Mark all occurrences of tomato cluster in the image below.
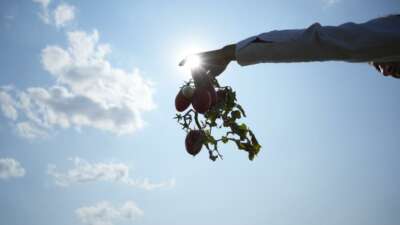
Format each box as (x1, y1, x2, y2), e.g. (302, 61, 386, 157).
(174, 69, 261, 161)
(175, 71, 218, 114)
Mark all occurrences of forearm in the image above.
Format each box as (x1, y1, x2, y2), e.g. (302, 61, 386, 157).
(221, 44, 237, 61)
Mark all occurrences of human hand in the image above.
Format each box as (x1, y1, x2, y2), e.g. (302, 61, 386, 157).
(179, 44, 236, 77)
(370, 62, 400, 79)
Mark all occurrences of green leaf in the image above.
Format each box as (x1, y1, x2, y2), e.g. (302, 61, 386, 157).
(253, 143, 261, 155)
(248, 152, 255, 161)
(226, 90, 236, 109)
(231, 110, 241, 119)
(237, 123, 248, 139)
(234, 140, 246, 150)
(238, 123, 247, 131)
(236, 105, 247, 117)
(206, 111, 217, 123)
(249, 130, 260, 146)
(206, 133, 217, 145)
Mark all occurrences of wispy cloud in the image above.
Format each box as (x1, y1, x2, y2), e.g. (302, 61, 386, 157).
(32, 0, 51, 24)
(322, 0, 341, 8)
(47, 158, 175, 190)
(4, 15, 15, 20)
(76, 201, 143, 225)
(15, 121, 48, 139)
(0, 158, 25, 179)
(32, 0, 51, 8)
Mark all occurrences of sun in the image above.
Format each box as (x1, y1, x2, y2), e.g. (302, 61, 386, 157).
(183, 55, 201, 69)
(176, 45, 206, 79)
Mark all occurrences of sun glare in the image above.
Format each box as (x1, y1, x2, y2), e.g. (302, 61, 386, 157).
(176, 44, 206, 79)
(184, 55, 201, 69)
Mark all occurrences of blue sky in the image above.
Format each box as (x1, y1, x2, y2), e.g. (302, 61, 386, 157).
(0, 0, 400, 225)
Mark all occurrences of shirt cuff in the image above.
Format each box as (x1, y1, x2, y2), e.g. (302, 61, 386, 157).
(235, 36, 260, 66)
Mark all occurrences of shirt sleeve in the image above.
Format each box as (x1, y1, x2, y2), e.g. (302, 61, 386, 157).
(235, 15, 400, 66)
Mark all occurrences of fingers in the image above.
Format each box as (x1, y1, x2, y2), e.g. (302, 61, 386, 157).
(371, 62, 400, 79)
(381, 63, 399, 78)
(392, 66, 400, 79)
(179, 48, 230, 78)
(178, 58, 186, 66)
(179, 48, 226, 66)
(381, 65, 390, 76)
(372, 62, 381, 73)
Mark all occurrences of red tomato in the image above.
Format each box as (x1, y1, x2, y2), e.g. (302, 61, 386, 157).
(175, 90, 191, 112)
(185, 130, 204, 156)
(207, 85, 217, 106)
(181, 85, 194, 99)
(192, 88, 211, 113)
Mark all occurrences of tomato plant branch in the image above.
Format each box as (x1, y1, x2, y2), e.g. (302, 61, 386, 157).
(175, 77, 262, 161)
(194, 112, 202, 130)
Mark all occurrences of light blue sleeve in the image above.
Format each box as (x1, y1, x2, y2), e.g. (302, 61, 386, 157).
(236, 15, 400, 65)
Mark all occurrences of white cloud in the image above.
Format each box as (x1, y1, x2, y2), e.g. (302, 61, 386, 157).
(0, 88, 18, 120)
(0, 29, 156, 138)
(0, 158, 26, 179)
(48, 158, 129, 186)
(42, 46, 72, 74)
(54, 3, 75, 27)
(48, 158, 175, 190)
(33, 0, 51, 24)
(33, 0, 75, 27)
(322, 0, 341, 7)
(4, 3, 155, 139)
(76, 201, 143, 225)
(15, 121, 48, 139)
(33, 0, 51, 8)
